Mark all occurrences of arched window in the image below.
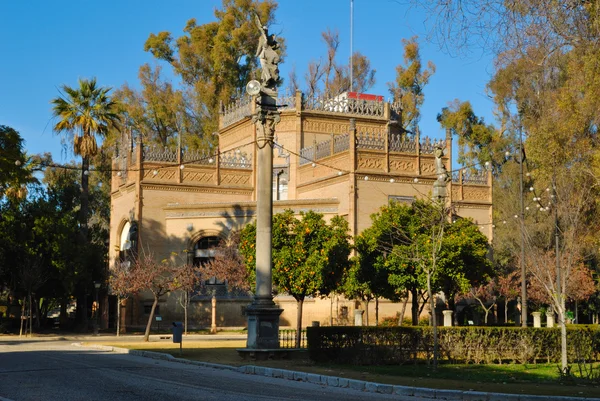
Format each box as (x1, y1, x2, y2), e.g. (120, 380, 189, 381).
(192, 236, 227, 296)
(191, 236, 220, 266)
(118, 221, 131, 263)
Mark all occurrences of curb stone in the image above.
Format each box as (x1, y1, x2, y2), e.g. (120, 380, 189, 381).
(75, 343, 600, 401)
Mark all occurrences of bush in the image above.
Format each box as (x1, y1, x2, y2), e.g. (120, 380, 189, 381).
(307, 325, 600, 365)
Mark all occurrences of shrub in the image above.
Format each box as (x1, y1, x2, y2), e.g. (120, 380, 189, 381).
(307, 325, 600, 365)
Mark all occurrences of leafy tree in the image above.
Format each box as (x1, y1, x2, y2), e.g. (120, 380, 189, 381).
(388, 37, 435, 135)
(114, 65, 204, 150)
(240, 210, 351, 347)
(356, 200, 492, 325)
(0, 125, 34, 200)
(143, 0, 281, 142)
(51, 77, 121, 326)
(437, 100, 509, 170)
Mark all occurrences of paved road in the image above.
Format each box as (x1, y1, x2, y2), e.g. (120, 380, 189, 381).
(0, 340, 408, 401)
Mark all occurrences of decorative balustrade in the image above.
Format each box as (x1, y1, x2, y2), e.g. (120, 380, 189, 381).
(143, 145, 178, 162)
(219, 150, 252, 169)
(334, 133, 349, 153)
(462, 169, 488, 185)
(303, 95, 385, 117)
(452, 171, 461, 183)
(315, 139, 332, 159)
(299, 146, 315, 166)
(182, 148, 215, 165)
(389, 133, 416, 153)
(276, 94, 296, 111)
(389, 101, 402, 121)
(452, 169, 488, 185)
(222, 96, 252, 127)
(420, 138, 445, 154)
(356, 131, 385, 150)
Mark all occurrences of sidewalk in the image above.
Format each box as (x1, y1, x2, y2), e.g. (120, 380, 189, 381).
(71, 341, 599, 401)
(0, 332, 247, 342)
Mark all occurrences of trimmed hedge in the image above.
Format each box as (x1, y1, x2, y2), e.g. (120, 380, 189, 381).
(306, 326, 600, 365)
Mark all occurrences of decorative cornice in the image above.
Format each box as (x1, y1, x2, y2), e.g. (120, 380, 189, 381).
(453, 201, 492, 210)
(165, 198, 339, 219)
(141, 183, 252, 195)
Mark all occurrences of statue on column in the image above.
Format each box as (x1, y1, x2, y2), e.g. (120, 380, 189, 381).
(254, 12, 280, 94)
(433, 141, 450, 200)
(252, 12, 281, 142)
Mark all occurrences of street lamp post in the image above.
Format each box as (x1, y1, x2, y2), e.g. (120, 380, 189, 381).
(518, 127, 528, 327)
(505, 129, 527, 327)
(94, 282, 101, 335)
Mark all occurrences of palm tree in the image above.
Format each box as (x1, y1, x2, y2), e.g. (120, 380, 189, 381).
(51, 77, 121, 326)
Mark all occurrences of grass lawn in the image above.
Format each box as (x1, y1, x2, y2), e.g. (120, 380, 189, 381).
(96, 339, 600, 398)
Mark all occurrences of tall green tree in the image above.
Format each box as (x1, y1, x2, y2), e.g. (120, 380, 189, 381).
(356, 200, 492, 325)
(388, 37, 435, 135)
(143, 0, 280, 142)
(51, 78, 120, 326)
(0, 125, 34, 200)
(240, 210, 351, 347)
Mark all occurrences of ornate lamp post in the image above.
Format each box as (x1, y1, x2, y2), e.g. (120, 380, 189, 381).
(244, 13, 283, 350)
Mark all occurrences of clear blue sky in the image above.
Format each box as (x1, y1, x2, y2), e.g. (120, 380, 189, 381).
(0, 0, 495, 163)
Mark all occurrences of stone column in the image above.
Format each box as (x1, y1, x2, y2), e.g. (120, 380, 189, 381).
(443, 310, 453, 327)
(532, 312, 542, 328)
(546, 311, 555, 328)
(354, 310, 364, 326)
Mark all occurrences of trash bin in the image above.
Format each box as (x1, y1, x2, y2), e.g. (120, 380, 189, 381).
(172, 322, 183, 344)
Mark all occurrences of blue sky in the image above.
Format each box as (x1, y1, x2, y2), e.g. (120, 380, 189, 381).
(0, 0, 496, 163)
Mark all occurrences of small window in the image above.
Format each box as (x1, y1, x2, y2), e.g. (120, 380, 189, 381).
(144, 305, 160, 315)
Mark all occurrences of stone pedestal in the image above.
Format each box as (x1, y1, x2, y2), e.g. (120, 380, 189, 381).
(546, 312, 555, 328)
(245, 302, 283, 349)
(354, 310, 364, 326)
(532, 312, 542, 328)
(443, 310, 453, 327)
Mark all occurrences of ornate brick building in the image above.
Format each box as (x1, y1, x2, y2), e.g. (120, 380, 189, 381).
(109, 91, 492, 330)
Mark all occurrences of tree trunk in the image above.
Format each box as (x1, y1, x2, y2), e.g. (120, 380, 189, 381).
(144, 295, 159, 342)
(398, 296, 408, 326)
(28, 290, 33, 337)
(19, 296, 25, 337)
(375, 297, 379, 326)
(329, 296, 333, 326)
(427, 273, 438, 369)
(184, 292, 188, 336)
(559, 300, 568, 374)
(78, 156, 90, 329)
(60, 297, 68, 328)
(411, 288, 419, 325)
(364, 299, 370, 326)
(504, 298, 508, 324)
(296, 298, 304, 348)
(116, 296, 121, 337)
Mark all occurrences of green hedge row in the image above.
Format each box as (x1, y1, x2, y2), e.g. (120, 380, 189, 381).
(306, 326, 600, 365)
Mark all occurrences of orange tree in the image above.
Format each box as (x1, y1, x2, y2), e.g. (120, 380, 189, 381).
(240, 209, 351, 347)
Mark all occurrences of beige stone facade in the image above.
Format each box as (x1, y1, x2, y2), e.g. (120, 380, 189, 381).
(109, 91, 492, 330)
